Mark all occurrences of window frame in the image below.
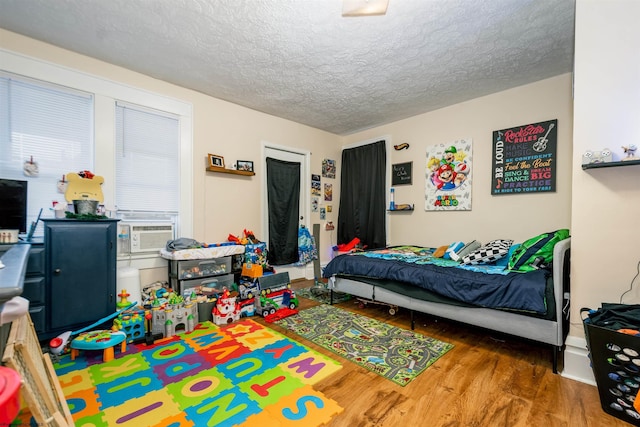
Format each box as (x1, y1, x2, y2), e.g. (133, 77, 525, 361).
(0, 49, 194, 240)
(0, 72, 95, 234)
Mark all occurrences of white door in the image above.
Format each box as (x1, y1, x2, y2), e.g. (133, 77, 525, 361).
(262, 143, 311, 280)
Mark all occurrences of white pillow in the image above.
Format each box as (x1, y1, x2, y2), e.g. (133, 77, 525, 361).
(461, 239, 513, 265)
(449, 240, 481, 261)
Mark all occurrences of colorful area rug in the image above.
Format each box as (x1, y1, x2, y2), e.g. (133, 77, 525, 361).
(275, 304, 453, 386)
(53, 319, 343, 427)
(295, 285, 352, 305)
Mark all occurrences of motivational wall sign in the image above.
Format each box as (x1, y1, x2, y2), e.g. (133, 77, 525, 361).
(492, 119, 557, 195)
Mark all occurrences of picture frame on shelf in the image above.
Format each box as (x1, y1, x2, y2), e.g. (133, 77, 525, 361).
(236, 160, 254, 172)
(208, 154, 225, 168)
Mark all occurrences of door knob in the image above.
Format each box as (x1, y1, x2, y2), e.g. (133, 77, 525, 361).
(54, 268, 61, 274)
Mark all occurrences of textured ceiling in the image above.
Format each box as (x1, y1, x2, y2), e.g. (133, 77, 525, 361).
(0, 0, 575, 135)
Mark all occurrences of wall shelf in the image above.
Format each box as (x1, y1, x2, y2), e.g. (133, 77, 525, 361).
(206, 166, 255, 176)
(582, 159, 640, 170)
(388, 204, 414, 212)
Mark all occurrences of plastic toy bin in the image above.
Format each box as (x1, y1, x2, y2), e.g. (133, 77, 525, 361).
(178, 273, 234, 295)
(170, 257, 231, 280)
(584, 321, 640, 424)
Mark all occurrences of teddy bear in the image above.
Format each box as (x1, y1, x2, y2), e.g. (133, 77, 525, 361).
(64, 172, 104, 203)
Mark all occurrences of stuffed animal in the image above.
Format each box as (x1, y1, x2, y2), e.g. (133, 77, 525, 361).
(622, 144, 638, 161)
(581, 148, 613, 165)
(64, 172, 104, 203)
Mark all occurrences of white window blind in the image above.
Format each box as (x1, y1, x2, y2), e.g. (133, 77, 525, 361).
(0, 74, 93, 232)
(115, 102, 180, 213)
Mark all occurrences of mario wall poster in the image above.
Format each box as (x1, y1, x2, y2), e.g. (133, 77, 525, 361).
(425, 139, 473, 211)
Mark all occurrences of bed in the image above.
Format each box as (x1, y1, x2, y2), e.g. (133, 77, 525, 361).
(323, 237, 571, 373)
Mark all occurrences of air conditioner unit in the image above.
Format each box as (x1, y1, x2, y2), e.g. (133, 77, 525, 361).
(124, 222, 174, 253)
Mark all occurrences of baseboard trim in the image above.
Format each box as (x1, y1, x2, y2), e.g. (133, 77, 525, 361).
(561, 335, 596, 386)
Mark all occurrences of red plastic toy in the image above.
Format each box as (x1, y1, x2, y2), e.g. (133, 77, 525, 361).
(336, 237, 360, 252)
(264, 307, 298, 323)
(0, 366, 21, 425)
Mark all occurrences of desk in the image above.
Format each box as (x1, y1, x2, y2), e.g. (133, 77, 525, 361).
(0, 243, 30, 310)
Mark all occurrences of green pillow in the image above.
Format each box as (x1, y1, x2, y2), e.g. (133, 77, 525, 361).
(495, 243, 520, 267)
(508, 229, 570, 272)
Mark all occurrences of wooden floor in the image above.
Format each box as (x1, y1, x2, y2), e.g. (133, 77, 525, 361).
(251, 280, 629, 427)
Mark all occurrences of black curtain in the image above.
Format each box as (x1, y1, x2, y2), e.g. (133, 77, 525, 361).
(337, 140, 386, 249)
(266, 157, 300, 265)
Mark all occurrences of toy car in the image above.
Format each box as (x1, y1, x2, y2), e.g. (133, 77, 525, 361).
(238, 278, 260, 300)
(238, 298, 255, 317)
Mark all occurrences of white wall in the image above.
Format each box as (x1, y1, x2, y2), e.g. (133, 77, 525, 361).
(572, 0, 640, 312)
(342, 74, 574, 246)
(560, 0, 640, 385)
(571, 1, 640, 330)
(0, 29, 343, 282)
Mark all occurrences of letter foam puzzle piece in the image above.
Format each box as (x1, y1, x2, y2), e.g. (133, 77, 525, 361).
(101, 388, 182, 427)
(263, 384, 344, 427)
(283, 351, 343, 384)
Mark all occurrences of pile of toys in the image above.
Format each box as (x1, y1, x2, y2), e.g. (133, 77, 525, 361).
(248, 271, 299, 320)
(48, 267, 300, 362)
(227, 228, 262, 245)
(117, 281, 199, 339)
(132, 226, 300, 330)
(197, 269, 299, 326)
(226, 230, 299, 323)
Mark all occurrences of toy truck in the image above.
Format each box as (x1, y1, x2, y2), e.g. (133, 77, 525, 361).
(254, 272, 299, 317)
(237, 278, 260, 300)
(238, 298, 256, 317)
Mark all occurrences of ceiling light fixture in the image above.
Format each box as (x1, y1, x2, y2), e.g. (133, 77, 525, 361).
(342, 0, 389, 17)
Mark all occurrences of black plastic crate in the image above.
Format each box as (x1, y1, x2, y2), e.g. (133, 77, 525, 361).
(585, 321, 640, 425)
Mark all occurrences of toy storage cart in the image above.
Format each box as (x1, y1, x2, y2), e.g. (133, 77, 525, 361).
(584, 321, 640, 424)
(169, 257, 234, 295)
(161, 244, 245, 295)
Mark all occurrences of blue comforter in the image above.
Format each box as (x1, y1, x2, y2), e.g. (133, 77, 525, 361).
(323, 246, 549, 314)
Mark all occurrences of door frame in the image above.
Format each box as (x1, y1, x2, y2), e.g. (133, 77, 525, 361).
(261, 141, 312, 280)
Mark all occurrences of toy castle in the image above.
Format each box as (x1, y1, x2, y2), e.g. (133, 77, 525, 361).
(151, 301, 198, 337)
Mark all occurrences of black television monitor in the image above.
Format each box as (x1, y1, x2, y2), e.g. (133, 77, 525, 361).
(0, 179, 28, 233)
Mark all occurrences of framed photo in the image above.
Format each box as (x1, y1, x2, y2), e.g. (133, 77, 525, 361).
(236, 160, 254, 172)
(208, 154, 225, 168)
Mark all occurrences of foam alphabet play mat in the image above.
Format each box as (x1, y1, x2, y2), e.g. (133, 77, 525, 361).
(51, 319, 343, 427)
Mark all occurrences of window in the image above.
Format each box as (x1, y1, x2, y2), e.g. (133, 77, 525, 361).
(0, 73, 93, 234)
(115, 102, 180, 219)
(0, 49, 193, 244)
